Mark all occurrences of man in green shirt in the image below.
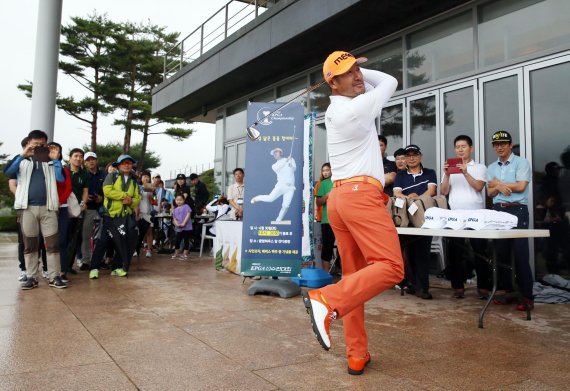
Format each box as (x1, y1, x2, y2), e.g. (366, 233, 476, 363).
(66, 148, 89, 277)
(316, 163, 335, 272)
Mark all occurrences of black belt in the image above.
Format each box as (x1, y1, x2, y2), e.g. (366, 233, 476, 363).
(494, 202, 524, 208)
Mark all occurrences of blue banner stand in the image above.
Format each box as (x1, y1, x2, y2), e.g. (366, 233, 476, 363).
(291, 266, 332, 288)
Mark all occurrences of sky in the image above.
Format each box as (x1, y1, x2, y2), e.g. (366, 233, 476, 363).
(0, 0, 229, 178)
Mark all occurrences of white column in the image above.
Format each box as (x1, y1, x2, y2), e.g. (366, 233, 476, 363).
(30, 0, 63, 141)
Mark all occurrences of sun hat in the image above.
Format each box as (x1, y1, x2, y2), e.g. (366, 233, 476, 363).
(323, 51, 367, 82)
(112, 154, 137, 167)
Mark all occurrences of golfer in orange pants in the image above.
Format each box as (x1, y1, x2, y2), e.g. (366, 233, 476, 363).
(302, 51, 403, 375)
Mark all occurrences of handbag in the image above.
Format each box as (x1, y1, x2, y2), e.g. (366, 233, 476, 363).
(407, 194, 449, 227)
(388, 197, 409, 227)
(68, 192, 81, 218)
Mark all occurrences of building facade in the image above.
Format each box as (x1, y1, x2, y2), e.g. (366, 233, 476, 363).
(153, 0, 570, 275)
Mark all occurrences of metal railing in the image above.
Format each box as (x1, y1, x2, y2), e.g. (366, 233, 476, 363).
(163, 0, 274, 80)
(168, 162, 214, 180)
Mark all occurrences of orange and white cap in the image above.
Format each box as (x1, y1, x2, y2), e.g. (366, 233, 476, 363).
(322, 51, 367, 82)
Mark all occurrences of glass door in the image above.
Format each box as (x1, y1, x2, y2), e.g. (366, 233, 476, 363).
(379, 99, 405, 158)
(312, 120, 328, 182)
(406, 91, 440, 174)
(524, 55, 570, 277)
(478, 69, 525, 165)
(439, 81, 479, 162)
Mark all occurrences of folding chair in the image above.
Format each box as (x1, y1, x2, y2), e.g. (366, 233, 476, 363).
(199, 222, 215, 257)
(430, 236, 446, 274)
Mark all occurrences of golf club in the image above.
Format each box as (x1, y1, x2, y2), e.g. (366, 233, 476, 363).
(246, 80, 327, 140)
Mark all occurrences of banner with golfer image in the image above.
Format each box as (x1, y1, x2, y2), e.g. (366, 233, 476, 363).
(241, 102, 304, 277)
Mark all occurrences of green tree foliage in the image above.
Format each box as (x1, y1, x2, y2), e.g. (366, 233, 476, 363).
(18, 15, 194, 166)
(18, 14, 120, 152)
(83, 142, 160, 172)
(109, 22, 193, 167)
(199, 168, 220, 201)
(0, 142, 15, 209)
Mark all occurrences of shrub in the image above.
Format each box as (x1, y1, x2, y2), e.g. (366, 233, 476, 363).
(0, 214, 17, 232)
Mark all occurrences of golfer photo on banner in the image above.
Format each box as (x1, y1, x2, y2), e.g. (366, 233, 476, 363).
(241, 102, 304, 277)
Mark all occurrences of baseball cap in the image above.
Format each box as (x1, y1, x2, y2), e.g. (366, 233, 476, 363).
(444, 210, 467, 230)
(491, 130, 512, 144)
(189, 173, 199, 180)
(323, 51, 367, 82)
(176, 173, 186, 180)
(421, 208, 451, 229)
(394, 148, 406, 158)
(404, 144, 421, 154)
(84, 151, 97, 160)
(112, 154, 137, 167)
(270, 148, 283, 156)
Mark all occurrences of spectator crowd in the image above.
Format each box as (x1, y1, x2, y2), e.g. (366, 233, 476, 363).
(4, 129, 250, 290)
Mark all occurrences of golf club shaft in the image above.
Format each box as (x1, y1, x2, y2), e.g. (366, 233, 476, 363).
(247, 80, 326, 130)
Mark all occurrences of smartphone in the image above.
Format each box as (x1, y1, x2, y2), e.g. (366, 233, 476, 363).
(447, 158, 463, 174)
(33, 146, 50, 162)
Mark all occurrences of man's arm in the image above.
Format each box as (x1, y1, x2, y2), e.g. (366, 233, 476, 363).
(52, 160, 65, 182)
(353, 68, 398, 119)
(384, 160, 396, 186)
(393, 188, 404, 198)
(384, 171, 396, 186)
(9, 179, 17, 195)
(316, 194, 328, 207)
(422, 183, 437, 197)
(440, 171, 451, 196)
(463, 171, 485, 192)
(488, 178, 528, 196)
(81, 187, 89, 211)
(4, 155, 24, 176)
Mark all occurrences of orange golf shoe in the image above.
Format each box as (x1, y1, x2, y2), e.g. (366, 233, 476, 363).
(348, 352, 371, 375)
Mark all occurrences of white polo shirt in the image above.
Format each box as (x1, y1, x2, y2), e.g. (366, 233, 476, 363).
(325, 68, 398, 184)
(443, 160, 487, 210)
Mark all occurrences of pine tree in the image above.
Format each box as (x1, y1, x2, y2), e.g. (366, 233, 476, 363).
(110, 22, 193, 169)
(18, 14, 121, 152)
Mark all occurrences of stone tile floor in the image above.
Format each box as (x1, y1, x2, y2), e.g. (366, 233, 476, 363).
(0, 232, 569, 390)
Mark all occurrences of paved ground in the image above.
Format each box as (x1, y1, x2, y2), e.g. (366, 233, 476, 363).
(1, 232, 569, 390)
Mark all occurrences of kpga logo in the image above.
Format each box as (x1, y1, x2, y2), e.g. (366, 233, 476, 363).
(257, 107, 275, 126)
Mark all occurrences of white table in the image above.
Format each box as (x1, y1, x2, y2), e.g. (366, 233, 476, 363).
(395, 228, 550, 328)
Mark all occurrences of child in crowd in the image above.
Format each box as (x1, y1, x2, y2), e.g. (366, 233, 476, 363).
(172, 194, 193, 260)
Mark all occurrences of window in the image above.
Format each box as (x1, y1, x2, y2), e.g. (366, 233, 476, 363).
(478, 0, 570, 68)
(215, 110, 224, 160)
(276, 77, 308, 113)
(406, 12, 474, 87)
(225, 101, 247, 140)
(363, 39, 403, 90)
(309, 71, 330, 117)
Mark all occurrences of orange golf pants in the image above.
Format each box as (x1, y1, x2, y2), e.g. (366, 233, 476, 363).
(319, 181, 404, 358)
